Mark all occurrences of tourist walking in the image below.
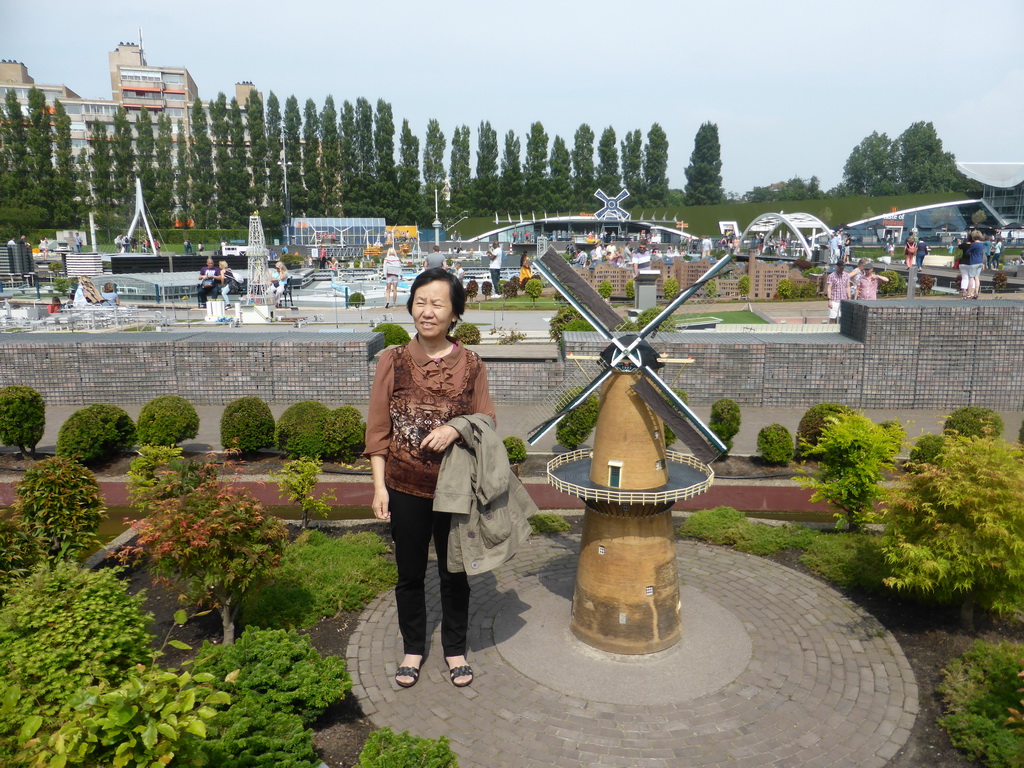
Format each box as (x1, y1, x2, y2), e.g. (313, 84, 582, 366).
(365, 268, 495, 690)
(383, 247, 402, 308)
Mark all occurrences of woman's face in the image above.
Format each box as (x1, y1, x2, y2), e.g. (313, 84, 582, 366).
(411, 279, 455, 342)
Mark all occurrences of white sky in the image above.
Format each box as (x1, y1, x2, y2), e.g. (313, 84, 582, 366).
(4, 0, 1023, 195)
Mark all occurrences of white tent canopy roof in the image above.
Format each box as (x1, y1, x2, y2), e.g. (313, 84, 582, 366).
(956, 162, 1024, 188)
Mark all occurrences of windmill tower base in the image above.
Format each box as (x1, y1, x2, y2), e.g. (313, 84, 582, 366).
(570, 504, 682, 655)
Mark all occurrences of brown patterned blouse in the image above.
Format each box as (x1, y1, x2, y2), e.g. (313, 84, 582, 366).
(364, 337, 495, 498)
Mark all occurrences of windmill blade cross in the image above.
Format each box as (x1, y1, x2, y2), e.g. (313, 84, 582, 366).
(632, 371, 727, 458)
(534, 247, 621, 338)
(636, 255, 734, 342)
(527, 365, 615, 445)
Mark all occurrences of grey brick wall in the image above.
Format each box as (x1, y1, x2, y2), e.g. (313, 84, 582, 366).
(2, 300, 1022, 410)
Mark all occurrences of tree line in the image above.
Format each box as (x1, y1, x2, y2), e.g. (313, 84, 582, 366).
(0, 86, 975, 235)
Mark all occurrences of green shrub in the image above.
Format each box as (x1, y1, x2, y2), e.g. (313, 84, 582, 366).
(798, 533, 890, 591)
(0, 385, 45, 456)
(0, 517, 43, 596)
(17, 664, 229, 768)
(704, 279, 718, 299)
(554, 387, 600, 450)
(944, 406, 1004, 439)
(271, 457, 334, 529)
(524, 277, 543, 303)
(738, 273, 750, 297)
(12, 456, 105, 561)
(636, 306, 677, 332)
(276, 400, 332, 459)
(324, 405, 366, 463)
(136, 394, 199, 446)
(0, 563, 152, 739)
(355, 727, 459, 768)
(452, 322, 481, 345)
(374, 322, 411, 347)
(221, 396, 276, 454)
(503, 436, 527, 464)
(795, 402, 854, 455)
(879, 419, 907, 454)
(625, 280, 634, 300)
(938, 640, 1024, 768)
(757, 423, 794, 465)
(529, 513, 571, 534)
(776, 278, 795, 299)
(709, 398, 741, 455)
(909, 433, 946, 468)
(796, 281, 819, 298)
(242, 530, 397, 630)
(193, 627, 351, 724)
(548, 305, 583, 343)
(879, 269, 906, 295)
(663, 277, 679, 300)
(55, 403, 136, 464)
(201, 698, 319, 768)
(678, 507, 817, 556)
(597, 280, 613, 299)
(349, 291, 365, 308)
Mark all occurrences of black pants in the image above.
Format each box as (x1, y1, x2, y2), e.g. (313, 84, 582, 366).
(489, 268, 500, 289)
(389, 487, 469, 657)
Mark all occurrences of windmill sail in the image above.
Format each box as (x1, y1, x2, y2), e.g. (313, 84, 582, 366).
(631, 377, 723, 464)
(534, 248, 622, 333)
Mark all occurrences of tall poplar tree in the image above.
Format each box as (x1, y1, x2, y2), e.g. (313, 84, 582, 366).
(302, 98, 323, 215)
(224, 97, 251, 225)
(351, 97, 375, 216)
(133, 108, 157, 213)
(110, 107, 135, 209)
(282, 96, 305, 218)
(52, 100, 81, 225)
(642, 123, 669, 207)
(265, 92, 284, 224)
(25, 87, 55, 218)
(189, 99, 216, 228)
(174, 119, 191, 224)
(422, 118, 446, 218)
(549, 135, 573, 213)
(152, 113, 175, 224)
(396, 119, 421, 225)
(500, 130, 523, 213)
(683, 122, 725, 206)
(620, 129, 643, 203)
(523, 122, 549, 211)
(1, 92, 30, 206)
(245, 90, 268, 213)
(88, 121, 114, 216)
(571, 123, 595, 210)
(319, 96, 340, 214)
(208, 94, 231, 225)
(373, 99, 398, 222)
(596, 127, 620, 198)
(338, 100, 357, 216)
(449, 124, 471, 218)
(473, 120, 499, 214)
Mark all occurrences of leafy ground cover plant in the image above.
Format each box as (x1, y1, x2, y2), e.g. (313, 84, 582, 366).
(136, 394, 200, 446)
(199, 698, 318, 768)
(937, 640, 1024, 768)
(12, 456, 105, 561)
(354, 727, 458, 768)
(0, 385, 45, 457)
(677, 507, 817, 556)
(0, 518, 43, 596)
(241, 529, 396, 631)
(797, 533, 890, 592)
(528, 513, 571, 535)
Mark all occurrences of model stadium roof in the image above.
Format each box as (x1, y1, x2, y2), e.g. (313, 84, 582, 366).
(956, 162, 1024, 188)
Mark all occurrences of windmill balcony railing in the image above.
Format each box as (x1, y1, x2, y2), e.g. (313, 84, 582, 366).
(546, 449, 714, 504)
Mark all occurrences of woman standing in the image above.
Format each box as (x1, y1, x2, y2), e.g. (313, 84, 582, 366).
(963, 231, 985, 299)
(365, 268, 495, 689)
(271, 261, 288, 306)
(519, 254, 532, 285)
(903, 235, 917, 269)
(383, 247, 402, 308)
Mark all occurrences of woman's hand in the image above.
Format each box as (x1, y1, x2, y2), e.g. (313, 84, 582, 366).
(372, 486, 390, 521)
(420, 425, 459, 453)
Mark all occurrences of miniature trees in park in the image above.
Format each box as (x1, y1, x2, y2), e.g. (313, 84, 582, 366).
(481, 280, 493, 301)
(0, 385, 45, 457)
(524, 277, 543, 304)
(465, 279, 479, 304)
(663, 277, 679, 301)
(131, 465, 288, 644)
(709, 398, 741, 456)
(798, 411, 901, 533)
(597, 280, 613, 300)
(272, 457, 336, 529)
(883, 435, 1024, 630)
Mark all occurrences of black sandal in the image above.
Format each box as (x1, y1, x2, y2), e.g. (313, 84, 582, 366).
(395, 665, 420, 688)
(448, 664, 473, 688)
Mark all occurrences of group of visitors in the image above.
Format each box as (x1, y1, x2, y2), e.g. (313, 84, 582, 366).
(825, 258, 890, 322)
(196, 257, 252, 307)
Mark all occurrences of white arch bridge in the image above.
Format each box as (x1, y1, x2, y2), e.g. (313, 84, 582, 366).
(740, 212, 832, 260)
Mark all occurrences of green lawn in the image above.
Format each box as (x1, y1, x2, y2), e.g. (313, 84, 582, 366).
(680, 310, 767, 325)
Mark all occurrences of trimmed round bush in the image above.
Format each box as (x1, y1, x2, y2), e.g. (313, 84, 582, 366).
(879, 269, 906, 295)
(348, 292, 365, 308)
(56, 403, 136, 464)
(943, 406, 1004, 439)
(276, 401, 333, 459)
(0, 385, 45, 456)
(374, 322, 411, 347)
(555, 387, 600, 450)
(625, 280, 635, 300)
(597, 280, 613, 299)
(710, 398, 741, 454)
(503, 436, 527, 464)
(452, 323, 481, 345)
(201, 699, 318, 768)
(323, 405, 366, 463)
(136, 394, 199, 447)
(909, 433, 946, 468)
(221, 396, 275, 454)
(757, 423, 794, 466)
(796, 402, 854, 455)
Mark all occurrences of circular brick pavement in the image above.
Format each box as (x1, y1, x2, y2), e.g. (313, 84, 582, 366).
(347, 536, 918, 768)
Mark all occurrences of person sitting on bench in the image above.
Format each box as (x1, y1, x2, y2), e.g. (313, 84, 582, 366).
(198, 257, 221, 307)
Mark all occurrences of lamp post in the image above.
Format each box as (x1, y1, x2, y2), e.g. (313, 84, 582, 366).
(432, 188, 442, 247)
(279, 144, 293, 245)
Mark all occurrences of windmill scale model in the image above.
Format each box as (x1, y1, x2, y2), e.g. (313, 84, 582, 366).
(528, 246, 734, 655)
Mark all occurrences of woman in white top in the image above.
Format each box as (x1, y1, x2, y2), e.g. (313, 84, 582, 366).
(383, 247, 402, 308)
(271, 261, 288, 306)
